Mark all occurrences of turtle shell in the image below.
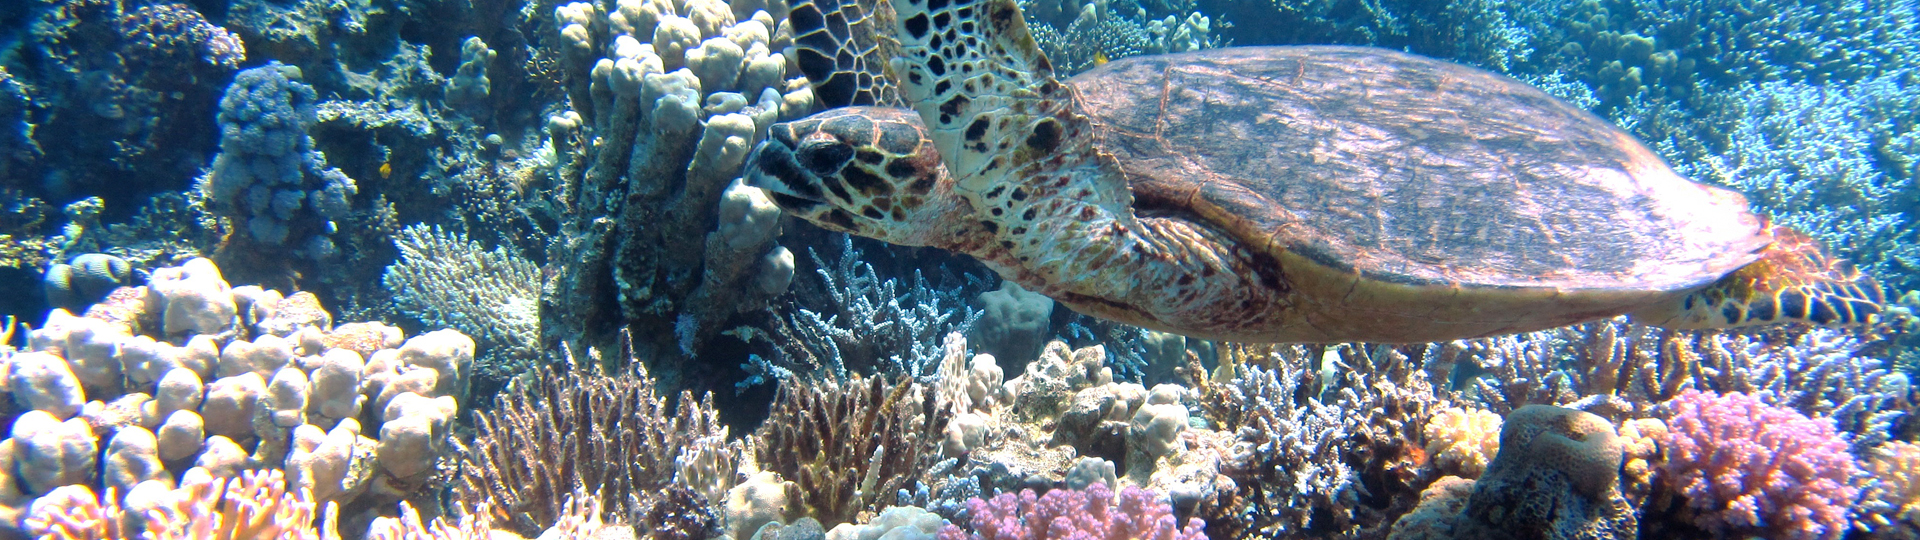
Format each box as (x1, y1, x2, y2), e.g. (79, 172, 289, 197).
(1070, 46, 1773, 340)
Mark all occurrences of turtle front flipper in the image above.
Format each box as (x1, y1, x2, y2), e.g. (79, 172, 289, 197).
(883, 0, 1135, 222)
(790, 0, 905, 107)
(1631, 225, 1886, 329)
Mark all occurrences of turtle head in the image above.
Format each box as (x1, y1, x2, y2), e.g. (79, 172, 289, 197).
(746, 107, 970, 247)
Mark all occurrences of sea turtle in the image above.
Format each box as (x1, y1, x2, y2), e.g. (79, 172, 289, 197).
(743, 0, 1886, 343)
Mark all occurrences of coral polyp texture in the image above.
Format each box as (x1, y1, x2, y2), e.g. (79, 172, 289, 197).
(936, 482, 1206, 540)
(0, 257, 474, 536)
(1662, 389, 1859, 540)
(201, 63, 357, 258)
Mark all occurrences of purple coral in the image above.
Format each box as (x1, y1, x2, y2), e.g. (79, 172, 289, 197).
(935, 483, 1206, 540)
(1662, 390, 1859, 540)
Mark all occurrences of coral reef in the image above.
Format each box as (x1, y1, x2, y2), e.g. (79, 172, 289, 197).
(1450, 405, 1635, 540)
(2, 0, 242, 211)
(753, 373, 948, 528)
(1023, 0, 1221, 75)
(536, 0, 813, 383)
(1860, 440, 1920, 537)
(1386, 406, 1635, 540)
(460, 360, 730, 535)
(743, 236, 984, 384)
(383, 224, 541, 362)
(0, 257, 472, 537)
(935, 482, 1206, 540)
(1421, 405, 1501, 479)
(1434, 317, 1911, 451)
(0, 1, 1910, 540)
(1198, 343, 1446, 539)
(201, 63, 358, 259)
(1662, 390, 1859, 540)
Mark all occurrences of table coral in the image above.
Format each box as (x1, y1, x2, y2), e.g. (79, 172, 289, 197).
(1663, 389, 1859, 540)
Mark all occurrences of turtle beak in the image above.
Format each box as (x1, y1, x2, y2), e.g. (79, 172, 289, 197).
(744, 128, 828, 211)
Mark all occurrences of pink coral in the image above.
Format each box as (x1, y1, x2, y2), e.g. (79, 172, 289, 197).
(1662, 390, 1859, 540)
(936, 483, 1206, 540)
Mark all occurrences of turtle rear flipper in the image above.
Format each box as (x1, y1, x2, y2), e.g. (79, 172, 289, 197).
(1632, 225, 1886, 329)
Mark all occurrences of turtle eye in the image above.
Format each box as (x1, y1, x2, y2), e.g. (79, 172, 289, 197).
(798, 137, 855, 175)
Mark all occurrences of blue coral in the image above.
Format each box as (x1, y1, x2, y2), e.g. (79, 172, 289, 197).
(203, 62, 356, 258)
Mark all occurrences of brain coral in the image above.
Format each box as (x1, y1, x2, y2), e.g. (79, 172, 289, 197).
(1662, 390, 1858, 540)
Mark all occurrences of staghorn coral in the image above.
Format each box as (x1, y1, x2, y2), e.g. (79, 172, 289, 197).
(1663, 390, 1858, 540)
(753, 374, 948, 528)
(384, 224, 542, 362)
(460, 360, 730, 535)
(934, 482, 1205, 540)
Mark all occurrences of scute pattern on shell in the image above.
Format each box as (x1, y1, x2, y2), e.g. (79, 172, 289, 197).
(1073, 46, 1769, 293)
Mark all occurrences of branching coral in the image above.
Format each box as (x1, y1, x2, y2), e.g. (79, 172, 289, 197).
(25, 467, 320, 540)
(1671, 76, 1920, 295)
(1434, 317, 1912, 451)
(1196, 343, 1447, 539)
(742, 236, 984, 385)
(753, 374, 949, 528)
(934, 482, 1205, 540)
(1860, 440, 1920, 537)
(1663, 390, 1859, 540)
(460, 360, 730, 536)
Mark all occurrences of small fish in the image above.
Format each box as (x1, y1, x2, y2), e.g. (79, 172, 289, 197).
(1092, 52, 1110, 67)
(379, 162, 393, 179)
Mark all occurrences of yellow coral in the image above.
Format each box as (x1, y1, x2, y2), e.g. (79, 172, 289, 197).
(1422, 406, 1501, 478)
(1863, 441, 1920, 531)
(1617, 418, 1668, 504)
